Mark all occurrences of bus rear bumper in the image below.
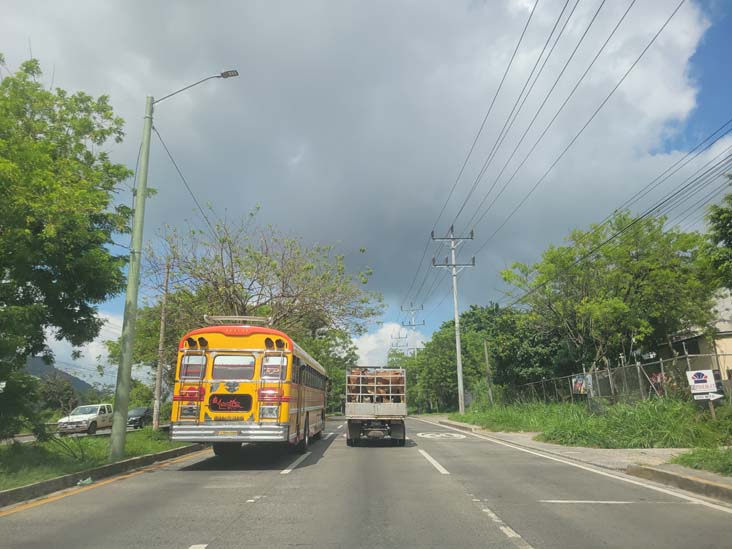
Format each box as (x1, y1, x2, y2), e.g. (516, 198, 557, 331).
(171, 422, 289, 442)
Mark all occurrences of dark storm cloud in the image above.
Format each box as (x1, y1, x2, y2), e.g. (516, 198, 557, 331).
(2, 0, 714, 338)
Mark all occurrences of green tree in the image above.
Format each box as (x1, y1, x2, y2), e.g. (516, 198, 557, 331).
(106, 219, 382, 385)
(0, 56, 132, 436)
(300, 330, 359, 412)
(39, 374, 78, 412)
(503, 212, 717, 367)
(129, 379, 154, 407)
(706, 185, 732, 289)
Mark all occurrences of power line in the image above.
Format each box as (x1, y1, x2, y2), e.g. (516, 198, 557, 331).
(152, 126, 216, 236)
(499, 117, 732, 290)
(449, 0, 576, 228)
(497, 144, 732, 306)
(504, 150, 732, 307)
(462, 0, 615, 232)
(434, 0, 540, 233)
(474, 0, 688, 255)
(401, 0, 539, 308)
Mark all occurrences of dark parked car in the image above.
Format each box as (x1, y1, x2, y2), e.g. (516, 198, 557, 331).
(127, 407, 152, 429)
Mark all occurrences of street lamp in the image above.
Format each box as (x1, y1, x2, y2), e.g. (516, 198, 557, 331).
(110, 70, 239, 461)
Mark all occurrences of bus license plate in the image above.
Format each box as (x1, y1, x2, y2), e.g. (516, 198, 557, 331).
(219, 431, 238, 436)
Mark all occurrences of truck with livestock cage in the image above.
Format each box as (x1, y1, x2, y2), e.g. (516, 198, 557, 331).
(345, 367, 406, 446)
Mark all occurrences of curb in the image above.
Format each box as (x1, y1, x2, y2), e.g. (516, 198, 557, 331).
(437, 419, 479, 434)
(627, 464, 732, 504)
(0, 443, 205, 508)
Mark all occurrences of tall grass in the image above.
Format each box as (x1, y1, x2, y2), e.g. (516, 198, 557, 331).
(673, 447, 732, 476)
(452, 399, 732, 449)
(0, 428, 188, 491)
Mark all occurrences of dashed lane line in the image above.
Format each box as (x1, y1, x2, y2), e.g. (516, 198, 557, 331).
(414, 417, 732, 515)
(418, 449, 450, 475)
(481, 507, 534, 548)
(540, 500, 633, 504)
(280, 452, 312, 475)
(189, 545, 208, 549)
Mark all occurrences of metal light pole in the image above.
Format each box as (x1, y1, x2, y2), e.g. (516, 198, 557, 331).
(110, 70, 239, 460)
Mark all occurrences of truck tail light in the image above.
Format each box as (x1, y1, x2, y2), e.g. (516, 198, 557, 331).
(174, 386, 205, 401)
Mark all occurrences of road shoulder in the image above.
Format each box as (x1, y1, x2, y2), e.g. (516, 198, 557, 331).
(0, 443, 205, 509)
(431, 416, 732, 506)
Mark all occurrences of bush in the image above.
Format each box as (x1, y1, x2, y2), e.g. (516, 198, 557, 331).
(454, 398, 731, 448)
(673, 447, 732, 476)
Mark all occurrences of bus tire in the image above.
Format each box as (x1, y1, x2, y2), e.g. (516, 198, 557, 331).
(297, 415, 309, 454)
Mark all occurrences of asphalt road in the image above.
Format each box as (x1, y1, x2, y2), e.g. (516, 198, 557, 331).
(2, 417, 731, 548)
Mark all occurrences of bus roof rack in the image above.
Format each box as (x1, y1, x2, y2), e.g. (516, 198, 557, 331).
(203, 315, 272, 326)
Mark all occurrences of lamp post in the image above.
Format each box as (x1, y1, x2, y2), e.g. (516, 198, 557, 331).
(110, 70, 238, 461)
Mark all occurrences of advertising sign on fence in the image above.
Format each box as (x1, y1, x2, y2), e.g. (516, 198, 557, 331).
(572, 375, 592, 395)
(685, 370, 717, 394)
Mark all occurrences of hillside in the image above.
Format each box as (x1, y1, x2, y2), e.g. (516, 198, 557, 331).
(24, 357, 94, 393)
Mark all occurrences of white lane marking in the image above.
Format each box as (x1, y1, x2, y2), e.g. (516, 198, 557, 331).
(540, 500, 633, 504)
(418, 449, 450, 475)
(417, 432, 466, 439)
(336, 424, 344, 430)
(479, 507, 534, 548)
(323, 432, 334, 439)
(500, 526, 522, 539)
(342, 433, 347, 438)
(414, 417, 732, 515)
(189, 545, 208, 549)
(246, 499, 255, 503)
(280, 452, 312, 474)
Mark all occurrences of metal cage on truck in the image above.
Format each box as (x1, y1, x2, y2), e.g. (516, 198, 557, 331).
(345, 367, 407, 446)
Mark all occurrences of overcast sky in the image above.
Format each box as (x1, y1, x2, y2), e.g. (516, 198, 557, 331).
(3, 0, 731, 375)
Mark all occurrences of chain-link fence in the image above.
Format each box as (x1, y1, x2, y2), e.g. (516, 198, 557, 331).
(505, 353, 731, 405)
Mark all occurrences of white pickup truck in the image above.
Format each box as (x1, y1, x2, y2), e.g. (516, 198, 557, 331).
(57, 403, 113, 435)
(345, 367, 406, 446)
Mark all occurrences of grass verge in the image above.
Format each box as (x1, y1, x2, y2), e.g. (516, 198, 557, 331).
(450, 399, 732, 449)
(672, 447, 732, 476)
(0, 428, 189, 491)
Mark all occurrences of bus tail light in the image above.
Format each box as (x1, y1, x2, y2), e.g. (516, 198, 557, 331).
(258, 388, 293, 402)
(174, 386, 205, 401)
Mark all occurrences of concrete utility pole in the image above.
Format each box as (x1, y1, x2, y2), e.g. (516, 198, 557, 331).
(110, 70, 239, 461)
(432, 225, 475, 415)
(152, 258, 171, 431)
(110, 96, 154, 461)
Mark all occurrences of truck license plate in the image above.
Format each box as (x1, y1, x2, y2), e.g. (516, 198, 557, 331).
(218, 431, 238, 436)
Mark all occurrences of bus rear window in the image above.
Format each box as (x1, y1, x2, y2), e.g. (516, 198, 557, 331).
(262, 355, 288, 379)
(180, 354, 206, 379)
(212, 355, 255, 380)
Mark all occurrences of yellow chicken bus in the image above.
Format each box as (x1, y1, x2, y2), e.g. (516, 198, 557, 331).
(170, 321, 328, 456)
